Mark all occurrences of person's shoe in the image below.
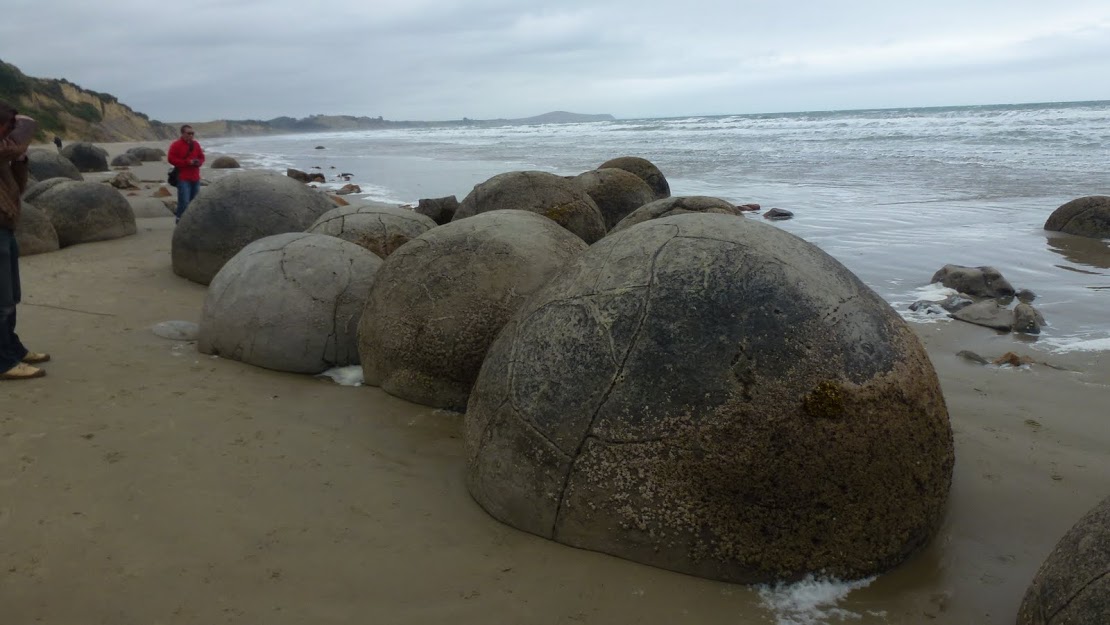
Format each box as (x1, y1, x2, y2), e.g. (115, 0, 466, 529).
(1, 362, 46, 380)
(21, 352, 50, 364)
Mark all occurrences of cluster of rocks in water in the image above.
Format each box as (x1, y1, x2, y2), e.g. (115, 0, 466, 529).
(912, 264, 1046, 335)
(14, 146, 1108, 618)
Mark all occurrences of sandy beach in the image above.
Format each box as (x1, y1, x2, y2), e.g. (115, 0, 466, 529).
(2, 142, 1108, 625)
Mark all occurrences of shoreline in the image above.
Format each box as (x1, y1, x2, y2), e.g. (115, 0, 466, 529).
(4, 143, 1107, 624)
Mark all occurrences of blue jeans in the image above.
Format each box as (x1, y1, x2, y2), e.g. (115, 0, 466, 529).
(0, 228, 28, 371)
(176, 179, 201, 221)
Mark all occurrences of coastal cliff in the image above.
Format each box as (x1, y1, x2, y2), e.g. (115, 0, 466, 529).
(0, 60, 177, 142)
(1, 60, 616, 141)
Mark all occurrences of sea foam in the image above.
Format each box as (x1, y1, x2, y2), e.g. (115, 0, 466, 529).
(757, 574, 878, 625)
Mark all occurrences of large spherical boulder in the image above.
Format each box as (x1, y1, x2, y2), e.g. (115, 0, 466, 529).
(125, 146, 166, 162)
(1044, 196, 1110, 239)
(171, 171, 337, 285)
(359, 210, 587, 411)
(571, 168, 656, 231)
(24, 180, 136, 247)
(453, 171, 606, 243)
(465, 213, 954, 584)
(597, 156, 670, 200)
(14, 203, 60, 256)
(198, 232, 383, 374)
(60, 142, 109, 173)
(610, 195, 745, 234)
(26, 149, 82, 181)
(1018, 495, 1110, 624)
(210, 155, 241, 169)
(308, 203, 436, 258)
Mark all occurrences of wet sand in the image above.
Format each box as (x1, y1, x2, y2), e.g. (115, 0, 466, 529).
(2, 144, 1107, 624)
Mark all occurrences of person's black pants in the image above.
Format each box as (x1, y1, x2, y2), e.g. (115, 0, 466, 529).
(0, 228, 28, 371)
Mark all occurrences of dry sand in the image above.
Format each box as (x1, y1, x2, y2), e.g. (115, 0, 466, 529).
(1, 143, 1107, 624)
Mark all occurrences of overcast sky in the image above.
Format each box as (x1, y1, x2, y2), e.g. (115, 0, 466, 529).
(2, 0, 1108, 123)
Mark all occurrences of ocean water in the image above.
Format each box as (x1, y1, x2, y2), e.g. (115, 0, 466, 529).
(207, 101, 1110, 354)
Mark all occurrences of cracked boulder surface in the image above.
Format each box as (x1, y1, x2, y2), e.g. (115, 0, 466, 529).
(1044, 195, 1110, 240)
(14, 202, 59, 256)
(358, 210, 587, 411)
(198, 232, 382, 374)
(171, 171, 337, 285)
(308, 203, 437, 258)
(609, 195, 746, 235)
(1018, 495, 1110, 625)
(597, 156, 671, 201)
(27, 179, 136, 247)
(464, 212, 954, 584)
(570, 168, 657, 231)
(452, 171, 606, 244)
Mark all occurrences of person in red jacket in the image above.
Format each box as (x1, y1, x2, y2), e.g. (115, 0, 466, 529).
(1, 103, 50, 380)
(167, 124, 205, 222)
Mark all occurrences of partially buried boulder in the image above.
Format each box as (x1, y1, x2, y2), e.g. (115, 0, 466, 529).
(453, 171, 606, 243)
(210, 155, 240, 169)
(1017, 495, 1110, 625)
(358, 210, 587, 411)
(125, 146, 166, 162)
(60, 142, 109, 173)
(26, 149, 82, 181)
(597, 156, 671, 200)
(198, 232, 383, 374)
(110, 153, 141, 167)
(307, 203, 436, 258)
(25, 180, 136, 247)
(171, 170, 336, 285)
(13, 203, 60, 256)
(465, 212, 953, 584)
(1044, 195, 1110, 240)
(609, 195, 744, 234)
(930, 264, 1015, 299)
(570, 168, 656, 231)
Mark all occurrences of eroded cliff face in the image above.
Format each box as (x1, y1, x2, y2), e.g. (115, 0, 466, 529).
(2, 60, 176, 142)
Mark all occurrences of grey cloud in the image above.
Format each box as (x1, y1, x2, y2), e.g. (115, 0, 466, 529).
(2, 0, 1107, 122)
